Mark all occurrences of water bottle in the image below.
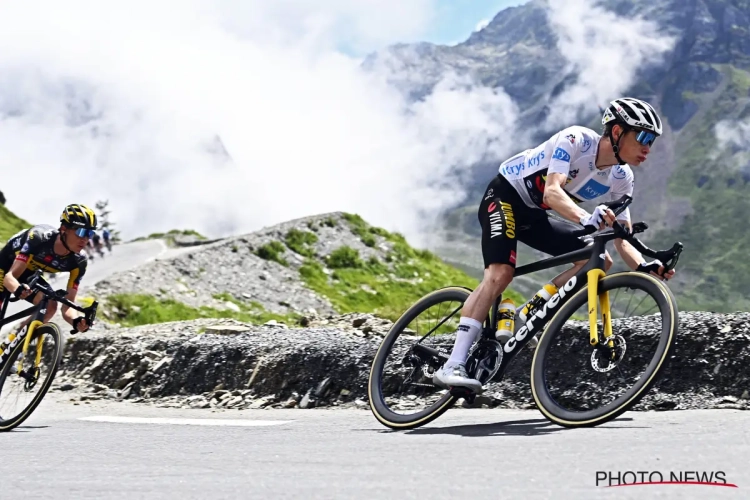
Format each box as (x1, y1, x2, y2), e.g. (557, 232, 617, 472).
(518, 283, 559, 324)
(0, 332, 16, 356)
(495, 298, 516, 344)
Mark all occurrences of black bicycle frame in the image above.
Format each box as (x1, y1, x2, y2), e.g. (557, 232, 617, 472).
(411, 238, 604, 363)
(491, 230, 680, 372)
(412, 215, 682, 372)
(494, 240, 603, 358)
(0, 294, 51, 366)
(0, 270, 97, 366)
(0, 295, 46, 329)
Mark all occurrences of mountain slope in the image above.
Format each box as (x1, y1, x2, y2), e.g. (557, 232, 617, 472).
(89, 212, 525, 326)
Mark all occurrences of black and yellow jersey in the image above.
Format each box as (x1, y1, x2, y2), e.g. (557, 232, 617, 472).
(0, 225, 88, 291)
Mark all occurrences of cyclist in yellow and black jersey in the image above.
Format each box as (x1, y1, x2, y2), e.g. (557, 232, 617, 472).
(0, 204, 98, 333)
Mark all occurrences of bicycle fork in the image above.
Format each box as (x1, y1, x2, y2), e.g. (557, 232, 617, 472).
(2, 320, 45, 379)
(20, 321, 45, 374)
(586, 270, 614, 348)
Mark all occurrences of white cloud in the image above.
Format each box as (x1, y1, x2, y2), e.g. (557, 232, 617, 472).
(716, 119, 750, 150)
(712, 118, 750, 166)
(544, 0, 675, 127)
(212, 0, 438, 53)
(0, 0, 518, 246)
(475, 19, 490, 32)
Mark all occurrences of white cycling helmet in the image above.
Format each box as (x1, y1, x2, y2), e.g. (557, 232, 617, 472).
(602, 97, 663, 136)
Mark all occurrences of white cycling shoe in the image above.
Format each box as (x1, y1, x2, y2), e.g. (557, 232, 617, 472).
(433, 363, 483, 393)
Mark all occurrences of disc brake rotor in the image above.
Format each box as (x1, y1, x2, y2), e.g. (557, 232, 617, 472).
(590, 335, 627, 373)
(400, 352, 438, 389)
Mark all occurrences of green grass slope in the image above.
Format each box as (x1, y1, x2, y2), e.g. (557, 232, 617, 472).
(661, 65, 750, 312)
(298, 213, 523, 321)
(105, 212, 525, 327)
(0, 204, 30, 242)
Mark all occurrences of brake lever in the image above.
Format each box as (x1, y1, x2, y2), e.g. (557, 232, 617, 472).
(70, 301, 99, 335)
(10, 270, 45, 302)
(88, 301, 99, 327)
(605, 194, 633, 218)
(659, 242, 684, 273)
(611, 220, 631, 238)
(26, 270, 43, 290)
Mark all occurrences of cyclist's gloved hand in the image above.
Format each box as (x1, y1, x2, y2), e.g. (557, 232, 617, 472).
(13, 284, 32, 300)
(579, 205, 611, 229)
(72, 316, 90, 333)
(637, 260, 674, 281)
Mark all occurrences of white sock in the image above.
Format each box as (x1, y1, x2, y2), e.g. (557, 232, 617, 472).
(446, 317, 483, 368)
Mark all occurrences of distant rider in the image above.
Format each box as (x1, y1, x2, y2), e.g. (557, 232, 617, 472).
(102, 228, 112, 252)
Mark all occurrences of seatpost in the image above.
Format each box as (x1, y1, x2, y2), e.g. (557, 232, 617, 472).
(488, 296, 501, 335)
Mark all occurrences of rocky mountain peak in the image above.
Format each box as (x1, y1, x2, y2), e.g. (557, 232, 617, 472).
(363, 0, 750, 312)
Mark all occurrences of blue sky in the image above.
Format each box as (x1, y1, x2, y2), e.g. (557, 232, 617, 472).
(426, 0, 529, 45)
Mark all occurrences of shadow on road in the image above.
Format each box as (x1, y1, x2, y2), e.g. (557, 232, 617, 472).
(7, 425, 50, 432)
(402, 417, 643, 437)
(405, 418, 561, 437)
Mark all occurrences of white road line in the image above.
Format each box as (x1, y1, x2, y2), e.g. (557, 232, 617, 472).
(79, 416, 294, 427)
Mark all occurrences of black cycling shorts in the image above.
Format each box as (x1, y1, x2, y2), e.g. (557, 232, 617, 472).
(478, 175, 589, 268)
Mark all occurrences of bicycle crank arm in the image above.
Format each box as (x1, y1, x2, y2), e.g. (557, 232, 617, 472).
(412, 343, 450, 362)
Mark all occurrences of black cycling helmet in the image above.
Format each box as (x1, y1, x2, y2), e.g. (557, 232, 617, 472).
(60, 203, 98, 230)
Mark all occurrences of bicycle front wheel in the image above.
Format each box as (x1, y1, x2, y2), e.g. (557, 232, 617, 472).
(0, 324, 64, 431)
(531, 272, 678, 428)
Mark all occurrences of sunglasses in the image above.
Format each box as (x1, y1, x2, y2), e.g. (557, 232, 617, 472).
(635, 130, 657, 147)
(73, 228, 96, 238)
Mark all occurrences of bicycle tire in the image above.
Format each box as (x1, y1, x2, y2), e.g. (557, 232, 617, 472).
(368, 287, 471, 430)
(0, 324, 64, 432)
(530, 272, 677, 428)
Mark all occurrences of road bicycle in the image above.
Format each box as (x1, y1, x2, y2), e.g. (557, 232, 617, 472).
(0, 271, 98, 431)
(368, 195, 683, 429)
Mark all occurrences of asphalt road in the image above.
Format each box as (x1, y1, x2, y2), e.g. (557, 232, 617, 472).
(6, 395, 749, 500)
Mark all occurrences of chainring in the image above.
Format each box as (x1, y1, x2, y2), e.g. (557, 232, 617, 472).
(466, 339, 504, 384)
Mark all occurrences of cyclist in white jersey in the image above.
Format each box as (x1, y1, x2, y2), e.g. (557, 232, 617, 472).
(434, 97, 678, 393)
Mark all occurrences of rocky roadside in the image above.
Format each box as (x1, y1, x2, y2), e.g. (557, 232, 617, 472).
(49, 311, 750, 413)
(51, 313, 392, 411)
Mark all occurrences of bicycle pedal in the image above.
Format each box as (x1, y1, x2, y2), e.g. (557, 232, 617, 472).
(449, 387, 481, 398)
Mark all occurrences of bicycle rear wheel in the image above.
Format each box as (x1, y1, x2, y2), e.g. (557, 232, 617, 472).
(368, 287, 471, 430)
(0, 324, 64, 431)
(531, 272, 677, 428)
